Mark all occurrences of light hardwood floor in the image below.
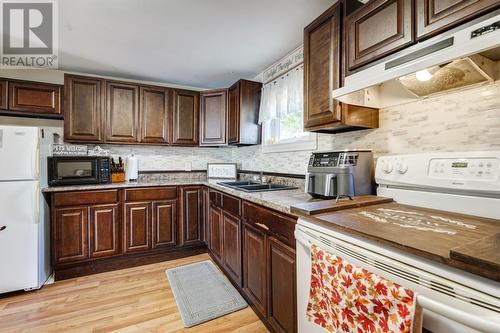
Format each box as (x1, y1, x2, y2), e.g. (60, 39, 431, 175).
(0, 254, 269, 333)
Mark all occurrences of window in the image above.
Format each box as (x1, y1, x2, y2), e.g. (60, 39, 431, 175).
(259, 65, 317, 153)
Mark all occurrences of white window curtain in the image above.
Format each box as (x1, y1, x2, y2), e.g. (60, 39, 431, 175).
(258, 65, 304, 144)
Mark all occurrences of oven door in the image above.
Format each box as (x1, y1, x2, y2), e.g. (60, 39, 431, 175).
(48, 157, 100, 186)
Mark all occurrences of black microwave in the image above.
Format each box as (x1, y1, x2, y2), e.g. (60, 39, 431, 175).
(47, 156, 111, 186)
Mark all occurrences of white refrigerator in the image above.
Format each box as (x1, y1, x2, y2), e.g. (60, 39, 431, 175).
(0, 125, 60, 293)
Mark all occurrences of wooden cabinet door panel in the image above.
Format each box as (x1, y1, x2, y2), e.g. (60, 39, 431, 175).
(140, 86, 170, 144)
(124, 202, 151, 253)
(200, 89, 227, 146)
(243, 224, 267, 317)
(181, 186, 202, 245)
(304, 3, 342, 130)
(106, 81, 139, 143)
(346, 0, 414, 70)
(89, 204, 120, 258)
(172, 89, 199, 145)
(416, 0, 500, 39)
(64, 75, 103, 142)
(0, 80, 7, 109)
(268, 237, 297, 333)
(202, 187, 210, 245)
(54, 207, 88, 264)
(227, 83, 239, 144)
(222, 212, 242, 286)
(152, 200, 177, 248)
(8, 81, 61, 115)
(209, 205, 223, 263)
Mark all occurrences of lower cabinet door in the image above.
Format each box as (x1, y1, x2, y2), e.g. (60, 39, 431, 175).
(54, 207, 89, 264)
(209, 205, 223, 263)
(243, 224, 267, 317)
(181, 186, 203, 245)
(152, 200, 177, 248)
(89, 204, 120, 258)
(222, 212, 242, 286)
(124, 202, 151, 253)
(268, 237, 297, 333)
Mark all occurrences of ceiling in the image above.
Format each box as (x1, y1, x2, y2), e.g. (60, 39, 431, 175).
(59, 0, 335, 89)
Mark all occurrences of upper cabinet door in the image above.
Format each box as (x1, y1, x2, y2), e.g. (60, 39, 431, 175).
(172, 89, 199, 145)
(304, 3, 342, 130)
(416, 0, 500, 39)
(140, 86, 171, 144)
(106, 81, 139, 143)
(0, 80, 7, 110)
(9, 81, 61, 115)
(200, 89, 227, 146)
(64, 75, 104, 142)
(227, 80, 261, 145)
(346, 0, 414, 71)
(227, 83, 240, 144)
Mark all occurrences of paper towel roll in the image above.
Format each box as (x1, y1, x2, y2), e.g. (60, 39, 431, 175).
(125, 155, 139, 182)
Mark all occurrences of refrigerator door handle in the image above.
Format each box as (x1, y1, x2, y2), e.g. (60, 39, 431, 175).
(33, 183, 40, 224)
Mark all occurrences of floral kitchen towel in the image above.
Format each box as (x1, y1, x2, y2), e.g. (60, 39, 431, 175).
(306, 244, 423, 333)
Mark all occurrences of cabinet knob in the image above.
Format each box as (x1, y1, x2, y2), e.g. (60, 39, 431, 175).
(255, 222, 269, 231)
(0, 225, 6, 231)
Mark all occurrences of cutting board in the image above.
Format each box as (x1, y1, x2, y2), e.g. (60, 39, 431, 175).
(290, 195, 393, 215)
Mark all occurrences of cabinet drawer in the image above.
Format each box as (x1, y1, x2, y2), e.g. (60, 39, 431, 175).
(124, 187, 177, 201)
(243, 202, 296, 248)
(209, 190, 222, 207)
(222, 194, 241, 217)
(54, 190, 118, 207)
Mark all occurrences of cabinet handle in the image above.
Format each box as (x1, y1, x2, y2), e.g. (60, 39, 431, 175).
(255, 222, 269, 231)
(0, 225, 6, 231)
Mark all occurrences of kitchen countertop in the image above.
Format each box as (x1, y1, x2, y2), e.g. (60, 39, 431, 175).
(42, 179, 318, 215)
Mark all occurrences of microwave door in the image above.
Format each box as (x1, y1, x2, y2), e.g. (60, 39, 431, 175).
(51, 158, 99, 185)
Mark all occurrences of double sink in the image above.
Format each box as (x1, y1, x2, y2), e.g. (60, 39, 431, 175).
(218, 181, 297, 193)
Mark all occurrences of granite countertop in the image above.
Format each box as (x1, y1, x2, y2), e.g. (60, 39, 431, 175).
(43, 179, 318, 215)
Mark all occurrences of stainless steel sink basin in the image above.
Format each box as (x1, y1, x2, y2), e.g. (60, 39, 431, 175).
(217, 181, 297, 192)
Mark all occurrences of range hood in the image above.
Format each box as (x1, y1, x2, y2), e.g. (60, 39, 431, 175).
(335, 13, 500, 109)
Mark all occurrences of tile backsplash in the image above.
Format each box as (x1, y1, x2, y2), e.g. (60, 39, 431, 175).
(97, 82, 500, 175)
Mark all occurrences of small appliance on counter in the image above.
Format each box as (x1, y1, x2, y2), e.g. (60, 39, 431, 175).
(125, 154, 139, 182)
(305, 150, 374, 200)
(47, 156, 111, 186)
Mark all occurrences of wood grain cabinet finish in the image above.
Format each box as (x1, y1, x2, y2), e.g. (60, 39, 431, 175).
(346, 0, 414, 70)
(416, 0, 500, 39)
(200, 89, 227, 146)
(8, 81, 61, 115)
(268, 237, 297, 333)
(209, 205, 223, 263)
(180, 186, 203, 245)
(243, 224, 267, 317)
(172, 89, 199, 145)
(222, 212, 242, 286)
(89, 204, 120, 258)
(152, 200, 177, 248)
(202, 186, 210, 245)
(124, 202, 151, 253)
(54, 207, 89, 264)
(64, 75, 104, 142)
(0, 80, 7, 109)
(106, 81, 140, 143)
(304, 3, 343, 130)
(227, 80, 262, 145)
(140, 86, 171, 144)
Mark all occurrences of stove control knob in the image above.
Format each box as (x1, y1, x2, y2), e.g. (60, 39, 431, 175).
(396, 162, 408, 174)
(383, 161, 393, 174)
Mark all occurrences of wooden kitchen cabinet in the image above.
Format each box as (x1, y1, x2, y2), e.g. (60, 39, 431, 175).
(180, 186, 203, 245)
(200, 89, 228, 146)
(209, 205, 223, 263)
(0, 80, 7, 109)
(243, 223, 268, 317)
(222, 212, 242, 286)
(202, 186, 210, 245)
(54, 207, 89, 264)
(346, 0, 414, 71)
(124, 202, 151, 253)
(64, 74, 104, 142)
(140, 86, 171, 144)
(106, 81, 140, 143)
(172, 89, 199, 145)
(416, 0, 500, 39)
(268, 237, 297, 333)
(227, 79, 262, 145)
(8, 81, 61, 115)
(89, 204, 120, 258)
(152, 200, 177, 248)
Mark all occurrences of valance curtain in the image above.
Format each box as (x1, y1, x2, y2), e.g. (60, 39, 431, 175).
(258, 65, 304, 125)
